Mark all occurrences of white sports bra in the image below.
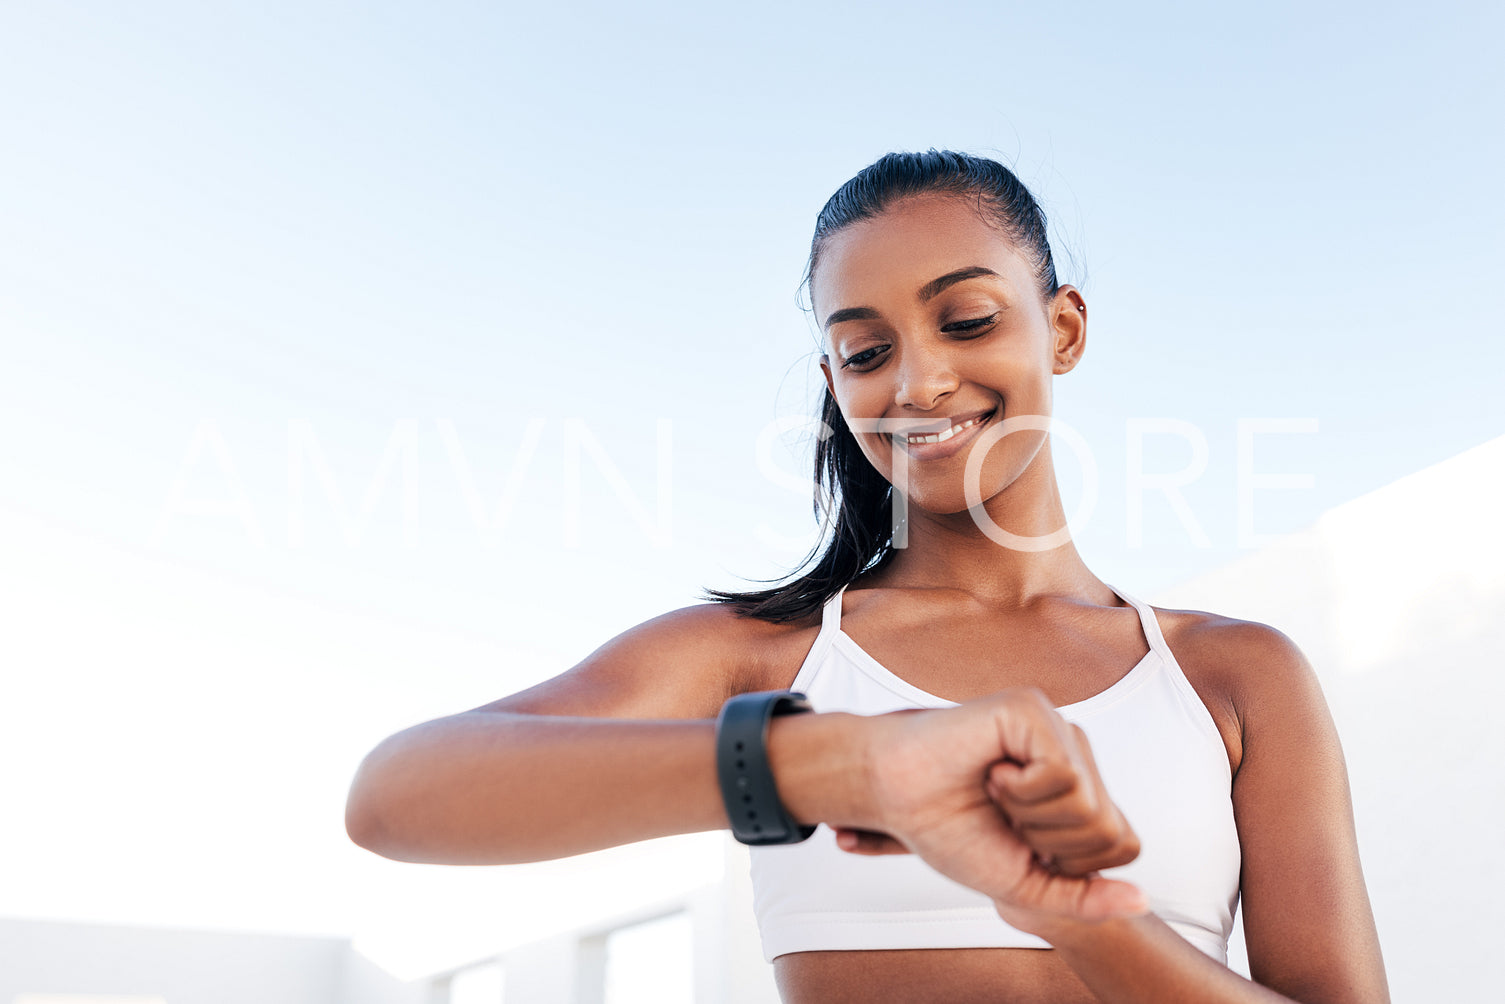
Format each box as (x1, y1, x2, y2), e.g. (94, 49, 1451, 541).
(748, 582, 1241, 964)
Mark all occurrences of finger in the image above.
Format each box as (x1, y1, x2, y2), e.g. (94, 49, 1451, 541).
(989, 784, 1096, 829)
(1056, 725, 1140, 869)
(1005, 814, 1138, 873)
(988, 731, 1140, 876)
(1001, 867, 1149, 925)
(1035, 701, 1096, 798)
(833, 828, 912, 856)
(989, 724, 1122, 827)
(1069, 723, 1114, 820)
(987, 771, 1102, 830)
(1012, 817, 1128, 858)
(1053, 722, 1143, 867)
(990, 696, 1097, 814)
(987, 757, 1079, 806)
(1037, 826, 1141, 875)
(1055, 845, 1141, 876)
(1080, 878, 1150, 920)
(1065, 875, 1149, 922)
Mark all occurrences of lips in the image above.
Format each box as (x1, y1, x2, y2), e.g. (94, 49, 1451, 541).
(887, 407, 998, 460)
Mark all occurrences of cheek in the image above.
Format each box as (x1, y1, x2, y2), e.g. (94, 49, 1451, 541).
(839, 423, 893, 477)
(833, 388, 901, 467)
(984, 357, 1053, 414)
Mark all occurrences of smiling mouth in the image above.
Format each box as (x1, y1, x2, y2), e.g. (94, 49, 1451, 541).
(890, 408, 997, 446)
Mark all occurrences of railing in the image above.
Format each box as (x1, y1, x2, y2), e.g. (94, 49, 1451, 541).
(419, 838, 779, 1004)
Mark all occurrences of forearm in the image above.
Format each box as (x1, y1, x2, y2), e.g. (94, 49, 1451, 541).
(345, 708, 877, 866)
(345, 712, 726, 864)
(1038, 913, 1295, 1004)
(768, 710, 880, 829)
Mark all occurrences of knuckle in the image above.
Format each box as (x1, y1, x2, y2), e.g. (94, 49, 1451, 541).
(1084, 829, 1115, 854)
(1100, 831, 1139, 868)
(1005, 685, 1052, 711)
(1075, 776, 1101, 812)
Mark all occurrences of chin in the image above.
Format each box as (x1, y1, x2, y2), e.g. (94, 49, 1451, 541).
(897, 489, 982, 521)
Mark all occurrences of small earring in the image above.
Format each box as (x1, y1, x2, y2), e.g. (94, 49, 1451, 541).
(1076, 305, 1085, 312)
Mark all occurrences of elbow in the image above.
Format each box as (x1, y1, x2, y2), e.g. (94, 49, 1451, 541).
(344, 763, 397, 857)
(342, 717, 538, 866)
(343, 746, 487, 865)
(344, 747, 423, 861)
(344, 795, 441, 863)
(344, 787, 387, 855)
(345, 782, 444, 864)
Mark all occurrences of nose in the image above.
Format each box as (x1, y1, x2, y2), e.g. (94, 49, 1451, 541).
(892, 340, 959, 412)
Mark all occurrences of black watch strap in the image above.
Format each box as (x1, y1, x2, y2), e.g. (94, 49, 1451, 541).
(715, 690, 817, 845)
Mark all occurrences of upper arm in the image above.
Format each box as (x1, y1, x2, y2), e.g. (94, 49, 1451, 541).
(469, 602, 798, 721)
(1221, 622, 1390, 1003)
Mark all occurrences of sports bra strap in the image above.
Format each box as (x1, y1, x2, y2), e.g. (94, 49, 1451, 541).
(821, 585, 847, 633)
(1104, 583, 1174, 667)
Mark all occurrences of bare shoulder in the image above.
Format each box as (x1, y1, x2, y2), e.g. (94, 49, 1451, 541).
(1151, 604, 1327, 778)
(619, 601, 825, 694)
(478, 600, 824, 720)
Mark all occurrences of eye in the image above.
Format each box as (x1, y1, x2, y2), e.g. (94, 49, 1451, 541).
(943, 313, 999, 335)
(841, 345, 889, 371)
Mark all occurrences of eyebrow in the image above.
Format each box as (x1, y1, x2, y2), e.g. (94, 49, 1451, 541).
(822, 266, 1003, 331)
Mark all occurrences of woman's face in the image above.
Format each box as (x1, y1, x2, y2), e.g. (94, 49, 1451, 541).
(814, 193, 1086, 517)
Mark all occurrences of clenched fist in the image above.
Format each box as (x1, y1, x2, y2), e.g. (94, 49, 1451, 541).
(832, 688, 1146, 935)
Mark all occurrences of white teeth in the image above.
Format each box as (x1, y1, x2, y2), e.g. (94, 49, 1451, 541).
(903, 413, 987, 445)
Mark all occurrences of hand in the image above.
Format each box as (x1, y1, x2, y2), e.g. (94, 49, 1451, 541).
(836, 688, 1146, 934)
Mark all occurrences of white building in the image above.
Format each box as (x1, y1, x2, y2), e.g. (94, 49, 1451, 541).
(1151, 433, 1505, 1004)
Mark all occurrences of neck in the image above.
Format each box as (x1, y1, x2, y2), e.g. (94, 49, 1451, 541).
(864, 442, 1106, 608)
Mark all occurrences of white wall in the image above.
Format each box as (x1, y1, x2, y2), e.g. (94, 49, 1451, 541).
(0, 917, 431, 1004)
(1152, 434, 1505, 1004)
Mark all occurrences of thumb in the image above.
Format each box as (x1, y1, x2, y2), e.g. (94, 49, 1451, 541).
(1076, 876, 1149, 921)
(1004, 869, 1149, 925)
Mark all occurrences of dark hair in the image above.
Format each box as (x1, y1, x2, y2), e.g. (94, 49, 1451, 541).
(699, 149, 1060, 624)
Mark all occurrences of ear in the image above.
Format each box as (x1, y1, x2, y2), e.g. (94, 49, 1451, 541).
(1050, 285, 1087, 375)
(820, 353, 837, 397)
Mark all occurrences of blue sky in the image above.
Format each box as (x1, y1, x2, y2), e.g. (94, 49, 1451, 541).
(1, 0, 1500, 974)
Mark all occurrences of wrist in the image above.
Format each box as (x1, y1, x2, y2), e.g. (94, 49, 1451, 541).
(765, 711, 881, 831)
(999, 903, 1130, 951)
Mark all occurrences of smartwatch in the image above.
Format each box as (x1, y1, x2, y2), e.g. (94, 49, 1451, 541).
(715, 690, 817, 845)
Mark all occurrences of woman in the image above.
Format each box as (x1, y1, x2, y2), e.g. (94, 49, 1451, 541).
(345, 150, 1389, 1003)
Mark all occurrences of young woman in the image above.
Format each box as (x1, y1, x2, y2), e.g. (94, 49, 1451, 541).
(345, 151, 1389, 1003)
